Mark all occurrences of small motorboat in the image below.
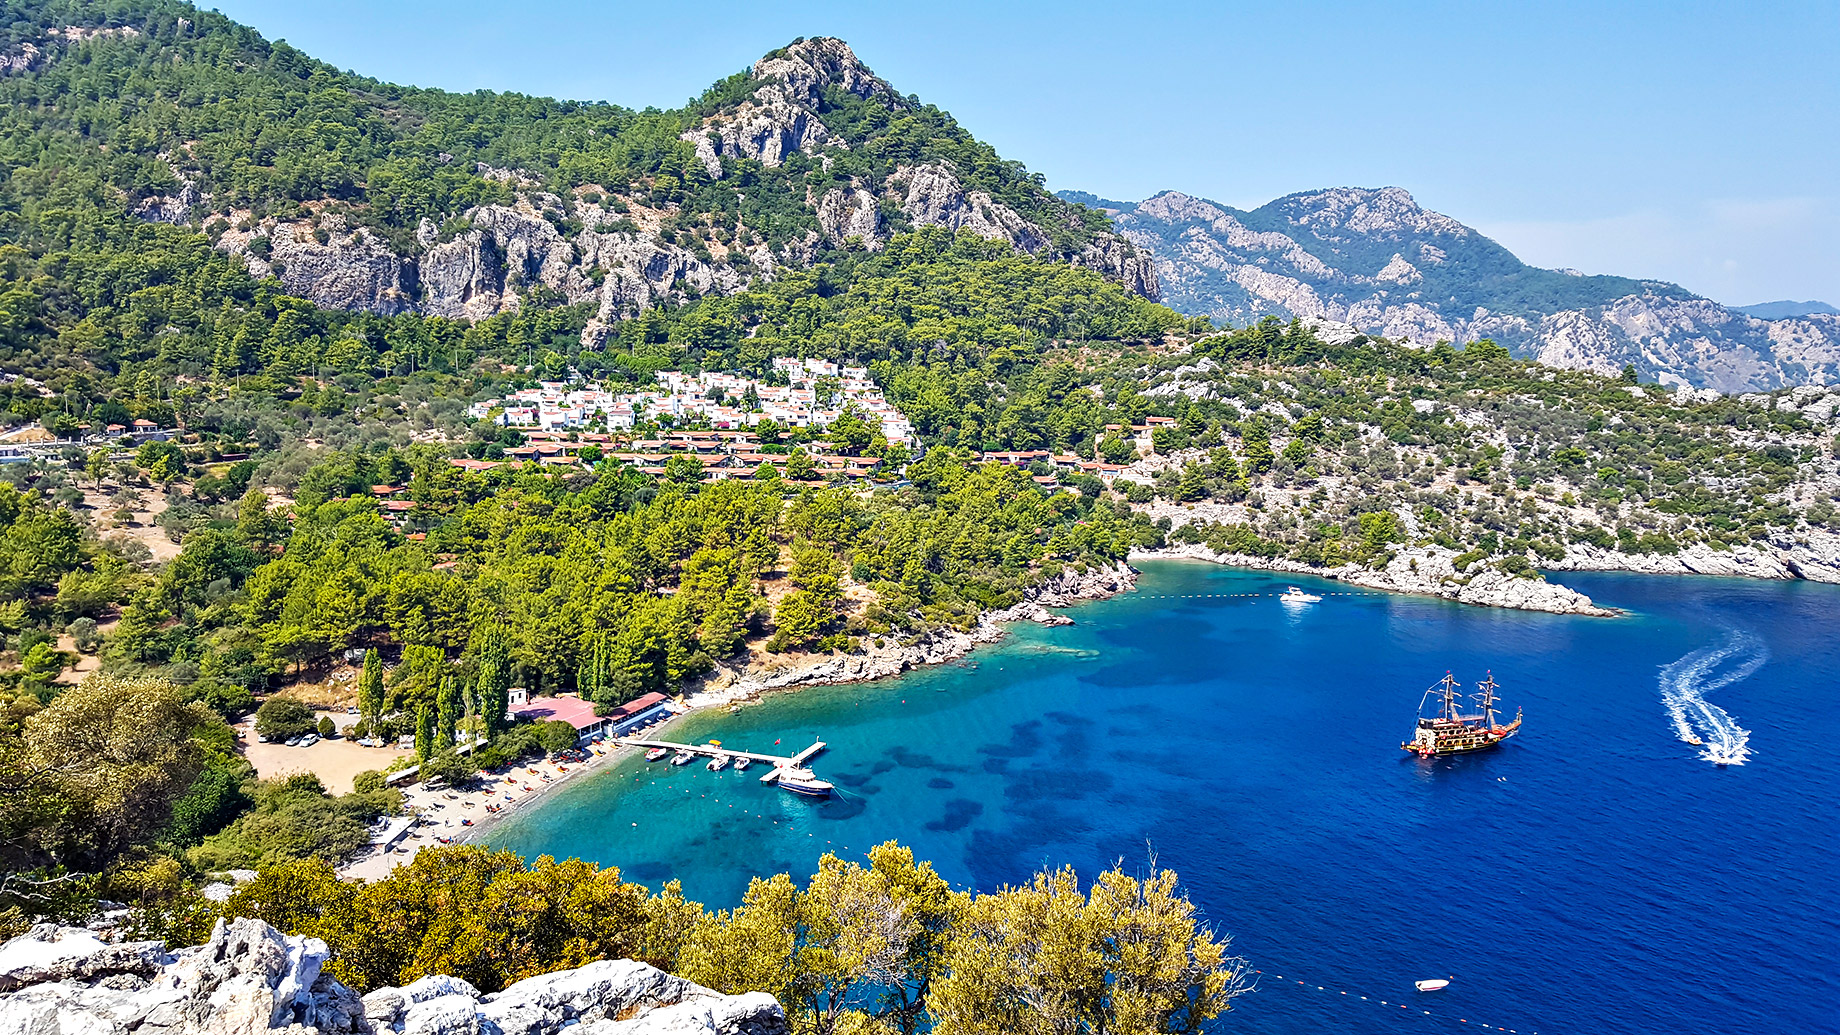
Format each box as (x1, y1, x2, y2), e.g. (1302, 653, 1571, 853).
(645, 747, 670, 762)
(776, 768, 835, 797)
(1415, 979, 1451, 992)
(1280, 586, 1322, 604)
(706, 754, 730, 772)
(670, 751, 696, 766)
(733, 756, 752, 771)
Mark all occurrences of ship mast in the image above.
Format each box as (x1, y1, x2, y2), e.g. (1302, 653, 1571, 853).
(1421, 672, 1462, 723)
(1472, 672, 1501, 728)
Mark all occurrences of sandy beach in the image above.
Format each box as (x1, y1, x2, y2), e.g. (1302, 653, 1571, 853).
(337, 732, 647, 881)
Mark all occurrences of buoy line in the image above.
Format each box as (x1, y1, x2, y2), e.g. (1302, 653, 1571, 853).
(1136, 591, 1365, 599)
(1257, 970, 1541, 1034)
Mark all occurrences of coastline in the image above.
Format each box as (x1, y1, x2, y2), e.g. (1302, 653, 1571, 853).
(1129, 543, 1619, 617)
(674, 560, 1139, 711)
(343, 544, 1840, 875)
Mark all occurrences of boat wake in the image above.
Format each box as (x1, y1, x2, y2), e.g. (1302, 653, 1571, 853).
(1658, 632, 1765, 765)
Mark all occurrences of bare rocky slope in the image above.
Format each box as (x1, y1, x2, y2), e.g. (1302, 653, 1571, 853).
(1066, 188, 1840, 392)
(118, 37, 1155, 343)
(0, 919, 786, 1035)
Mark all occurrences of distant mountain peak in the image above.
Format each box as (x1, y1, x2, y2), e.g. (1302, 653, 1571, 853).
(1095, 185, 1840, 390)
(1266, 186, 1470, 241)
(751, 37, 894, 107)
(1734, 300, 1839, 320)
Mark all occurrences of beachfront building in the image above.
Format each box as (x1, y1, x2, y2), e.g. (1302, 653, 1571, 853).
(507, 691, 673, 745)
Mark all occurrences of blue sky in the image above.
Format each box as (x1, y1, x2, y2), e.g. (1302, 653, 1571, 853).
(211, 0, 1838, 306)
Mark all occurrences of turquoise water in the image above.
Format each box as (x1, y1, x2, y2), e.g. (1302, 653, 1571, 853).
(489, 561, 1840, 1035)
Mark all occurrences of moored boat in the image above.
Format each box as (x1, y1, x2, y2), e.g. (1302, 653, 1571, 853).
(645, 747, 669, 762)
(1280, 586, 1322, 604)
(1402, 672, 1522, 757)
(1415, 979, 1451, 992)
(706, 754, 730, 771)
(733, 756, 752, 771)
(776, 767, 834, 797)
(670, 750, 695, 766)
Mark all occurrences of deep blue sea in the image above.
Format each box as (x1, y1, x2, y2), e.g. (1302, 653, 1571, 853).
(488, 561, 1840, 1035)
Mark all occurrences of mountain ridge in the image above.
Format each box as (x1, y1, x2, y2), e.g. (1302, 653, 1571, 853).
(1065, 186, 1840, 391)
(0, 6, 1155, 350)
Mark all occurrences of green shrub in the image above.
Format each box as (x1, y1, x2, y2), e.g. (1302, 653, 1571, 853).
(254, 698, 317, 741)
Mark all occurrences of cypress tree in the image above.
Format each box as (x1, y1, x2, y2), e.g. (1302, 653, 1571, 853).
(415, 701, 434, 762)
(358, 648, 385, 721)
(435, 674, 459, 752)
(472, 623, 513, 735)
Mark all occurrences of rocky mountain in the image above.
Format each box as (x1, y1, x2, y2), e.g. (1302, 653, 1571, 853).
(0, 918, 786, 1035)
(1, 6, 1152, 346)
(1064, 188, 1840, 391)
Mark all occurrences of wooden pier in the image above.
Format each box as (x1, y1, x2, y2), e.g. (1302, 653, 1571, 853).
(613, 737, 826, 784)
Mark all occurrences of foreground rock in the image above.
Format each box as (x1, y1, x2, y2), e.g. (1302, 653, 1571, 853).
(0, 919, 785, 1035)
(1133, 544, 1616, 617)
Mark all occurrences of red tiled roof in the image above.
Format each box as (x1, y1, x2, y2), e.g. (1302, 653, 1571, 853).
(605, 692, 669, 723)
(511, 695, 600, 731)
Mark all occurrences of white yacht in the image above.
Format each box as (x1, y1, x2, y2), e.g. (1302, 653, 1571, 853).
(776, 768, 834, 797)
(1280, 586, 1322, 604)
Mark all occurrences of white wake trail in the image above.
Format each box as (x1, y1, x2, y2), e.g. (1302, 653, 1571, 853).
(1657, 632, 1765, 765)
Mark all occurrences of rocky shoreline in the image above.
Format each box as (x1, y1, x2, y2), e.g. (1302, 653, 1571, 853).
(680, 561, 1138, 708)
(1130, 544, 1618, 616)
(1540, 528, 1840, 583)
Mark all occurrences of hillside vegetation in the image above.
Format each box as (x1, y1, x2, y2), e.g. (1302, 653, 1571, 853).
(2, 0, 1840, 1015)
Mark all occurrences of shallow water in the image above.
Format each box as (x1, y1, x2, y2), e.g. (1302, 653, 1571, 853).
(489, 561, 1840, 1034)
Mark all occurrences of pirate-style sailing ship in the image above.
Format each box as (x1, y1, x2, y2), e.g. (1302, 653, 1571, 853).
(1402, 672, 1522, 757)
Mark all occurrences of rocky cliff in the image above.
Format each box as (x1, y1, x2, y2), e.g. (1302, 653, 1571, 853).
(1071, 187, 1840, 391)
(0, 919, 785, 1035)
(122, 37, 1154, 339)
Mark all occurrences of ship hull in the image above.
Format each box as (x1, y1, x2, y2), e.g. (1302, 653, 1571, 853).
(1400, 735, 1512, 757)
(1402, 716, 1522, 757)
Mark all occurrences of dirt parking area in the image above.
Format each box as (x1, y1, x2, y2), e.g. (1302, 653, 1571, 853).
(237, 709, 410, 794)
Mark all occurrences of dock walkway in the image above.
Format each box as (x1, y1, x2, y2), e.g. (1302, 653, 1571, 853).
(613, 737, 826, 783)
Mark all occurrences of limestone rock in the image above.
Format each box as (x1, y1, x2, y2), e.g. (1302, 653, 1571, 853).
(750, 38, 894, 108)
(0, 921, 784, 1035)
(1131, 543, 1616, 617)
(0, 926, 169, 994)
(133, 181, 206, 226)
(815, 188, 880, 246)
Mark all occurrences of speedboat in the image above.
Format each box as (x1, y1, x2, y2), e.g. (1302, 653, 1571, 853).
(645, 747, 669, 762)
(733, 756, 752, 771)
(670, 751, 696, 766)
(1280, 586, 1322, 604)
(776, 768, 834, 797)
(1414, 979, 1450, 992)
(706, 754, 730, 772)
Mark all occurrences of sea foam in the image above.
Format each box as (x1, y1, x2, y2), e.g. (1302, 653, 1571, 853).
(1658, 631, 1764, 765)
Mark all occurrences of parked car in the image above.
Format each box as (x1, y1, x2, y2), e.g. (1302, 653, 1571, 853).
(299, 734, 319, 747)
(284, 736, 302, 747)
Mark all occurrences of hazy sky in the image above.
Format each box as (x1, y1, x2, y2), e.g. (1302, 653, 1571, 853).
(211, 0, 1838, 306)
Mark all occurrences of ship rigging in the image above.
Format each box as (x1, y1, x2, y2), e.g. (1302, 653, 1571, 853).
(1402, 672, 1523, 757)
